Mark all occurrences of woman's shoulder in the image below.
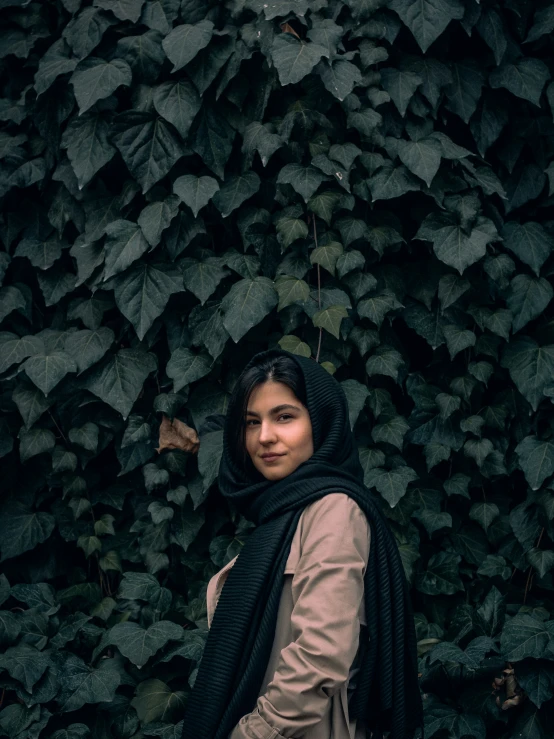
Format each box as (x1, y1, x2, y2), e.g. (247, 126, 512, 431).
(300, 492, 371, 540)
(303, 491, 368, 520)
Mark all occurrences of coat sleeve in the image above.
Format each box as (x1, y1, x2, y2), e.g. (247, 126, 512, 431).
(229, 493, 371, 739)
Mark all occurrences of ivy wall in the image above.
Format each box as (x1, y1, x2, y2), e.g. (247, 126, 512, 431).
(1, 1, 554, 738)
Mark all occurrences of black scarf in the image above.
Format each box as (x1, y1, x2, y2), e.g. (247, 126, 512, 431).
(181, 348, 424, 739)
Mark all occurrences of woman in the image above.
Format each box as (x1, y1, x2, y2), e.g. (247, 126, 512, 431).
(181, 348, 424, 739)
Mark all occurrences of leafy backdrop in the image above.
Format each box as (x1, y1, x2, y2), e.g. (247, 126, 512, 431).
(1, 0, 554, 737)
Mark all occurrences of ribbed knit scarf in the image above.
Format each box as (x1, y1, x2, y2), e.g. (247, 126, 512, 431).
(181, 348, 424, 739)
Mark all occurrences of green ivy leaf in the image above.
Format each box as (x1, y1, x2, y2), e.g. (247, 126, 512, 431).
(23, 350, 77, 396)
(173, 176, 219, 219)
(130, 679, 186, 724)
(242, 122, 283, 167)
(105, 621, 183, 668)
(365, 465, 418, 507)
(221, 277, 278, 343)
(153, 80, 201, 140)
(191, 105, 235, 180)
(416, 214, 497, 274)
(389, 0, 464, 53)
(181, 257, 229, 305)
(93, 0, 146, 23)
(500, 614, 551, 661)
(166, 348, 212, 393)
(275, 275, 310, 311)
(380, 67, 422, 117)
(113, 263, 183, 340)
(112, 112, 184, 194)
(57, 654, 121, 712)
(366, 345, 404, 381)
(271, 34, 329, 86)
(34, 39, 78, 96)
(490, 58, 551, 107)
(103, 220, 150, 280)
(275, 209, 309, 247)
(398, 137, 442, 187)
(525, 6, 554, 43)
(507, 275, 553, 334)
(161, 21, 214, 72)
(317, 58, 362, 102)
(368, 162, 421, 201)
(137, 196, 180, 248)
(276, 335, 311, 359)
(0, 333, 43, 374)
(0, 503, 55, 561)
(0, 644, 49, 692)
(501, 222, 554, 277)
(64, 328, 114, 374)
(70, 58, 132, 115)
(277, 163, 324, 202)
(61, 113, 116, 191)
(212, 172, 260, 218)
(116, 29, 165, 84)
(309, 242, 343, 276)
(13, 382, 52, 429)
(312, 304, 349, 339)
(515, 436, 554, 491)
(84, 348, 157, 419)
(416, 551, 464, 595)
(358, 290, 403, 328)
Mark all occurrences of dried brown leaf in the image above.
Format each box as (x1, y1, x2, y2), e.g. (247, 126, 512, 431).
(157, 414, 199, 454)
(280, 22, 300, 39)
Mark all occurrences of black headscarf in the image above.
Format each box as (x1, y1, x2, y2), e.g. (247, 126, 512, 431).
(181, 348, 424, 739)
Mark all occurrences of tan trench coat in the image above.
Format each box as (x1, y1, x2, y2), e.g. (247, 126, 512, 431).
(206, 493, 371, 739)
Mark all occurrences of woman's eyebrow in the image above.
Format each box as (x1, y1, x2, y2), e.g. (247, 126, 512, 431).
(246, 404, 302, 417)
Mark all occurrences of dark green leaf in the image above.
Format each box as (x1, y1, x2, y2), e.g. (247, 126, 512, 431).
(490, 58, 551, 107)
(65, 328, 114, 374)
(389, 0, 464, 53)
(113, 263, 183, 340)
(0, 504, 55, 561)
(93, 0, 146, 23)
(166, 348, 212, 393)
(113, 112, 184, 194)
(84, 348, 157, 419)
(70, 58, 132, 115)
(162, 20, 213, 72)
(103, 220, 150, 280)
(212, 173, 260, 218)
(501, 222, 554, 277)
(137, 196, 180, 248)
(271, 35, 328, 86)
(380, 67, 422, 117)
(61, 113, 117, 190)
(516, 436, 554, 491)
(23, 350, 77, 396)
(153, 80, 201, 140)
(507, 275, 553, 334)
(221, 277, 278, 343)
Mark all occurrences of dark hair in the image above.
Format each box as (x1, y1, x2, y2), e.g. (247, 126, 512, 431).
(228, 353, 308, 469)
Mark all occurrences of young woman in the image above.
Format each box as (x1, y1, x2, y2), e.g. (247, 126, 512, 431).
(181, 348, 424, 739)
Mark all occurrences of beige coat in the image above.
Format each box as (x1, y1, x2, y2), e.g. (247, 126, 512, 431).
(206, 493, 372, 739)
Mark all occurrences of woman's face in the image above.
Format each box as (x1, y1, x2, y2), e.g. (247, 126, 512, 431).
(244, 380, 314, 481)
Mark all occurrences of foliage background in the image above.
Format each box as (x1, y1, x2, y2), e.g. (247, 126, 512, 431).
(1, 0, 554, 737)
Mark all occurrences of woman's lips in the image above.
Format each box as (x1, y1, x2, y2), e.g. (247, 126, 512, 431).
(261, 454, 284, 462)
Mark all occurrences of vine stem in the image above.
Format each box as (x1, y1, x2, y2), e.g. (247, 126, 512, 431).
(48, 410, 67, 443)
(523, 527, 545, 604)
(313, 218, 323, 363)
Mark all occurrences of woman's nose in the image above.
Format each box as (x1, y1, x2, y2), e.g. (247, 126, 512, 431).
(258, 421, 277, 443)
